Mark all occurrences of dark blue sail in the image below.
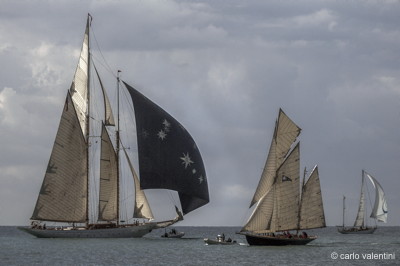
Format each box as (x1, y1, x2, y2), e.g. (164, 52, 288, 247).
(123, 81, 209, 215)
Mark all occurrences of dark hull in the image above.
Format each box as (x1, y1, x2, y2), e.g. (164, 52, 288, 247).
(18, 223, 156, 238)
(242, 233, 316, 246)
(337, 226, 376, 234)
(204, 238, 237, 245)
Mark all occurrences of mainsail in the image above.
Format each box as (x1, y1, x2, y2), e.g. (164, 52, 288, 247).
(353, 173, 366, 227)
(31, 92, 88, 222)
(123, 82, 209, 215)
(366, 172, 388, 223)
(31, 17, 91, 223)
(250, 109, 301, 207)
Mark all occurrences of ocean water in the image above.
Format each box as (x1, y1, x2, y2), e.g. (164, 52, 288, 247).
(0, 226, 399, 265)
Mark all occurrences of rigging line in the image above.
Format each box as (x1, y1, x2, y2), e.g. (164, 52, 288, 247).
(90, 25, 116, 78)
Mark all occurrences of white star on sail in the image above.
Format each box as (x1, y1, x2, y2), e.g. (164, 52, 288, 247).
(157, 130, 167, 140)
(199, 175, 204, 184)
(163, 119, 171, 130)
(180, 152, 193, 169)
(192, 169, 197, 174)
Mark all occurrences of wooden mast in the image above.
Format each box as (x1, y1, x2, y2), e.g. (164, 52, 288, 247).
(86, 13, 92, 227)
(116, 70, 121, 226)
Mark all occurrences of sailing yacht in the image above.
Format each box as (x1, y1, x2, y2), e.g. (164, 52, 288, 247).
(337, 170, 387, 234)
(19, 14, 209, 238)
(238, 109, 326, 245)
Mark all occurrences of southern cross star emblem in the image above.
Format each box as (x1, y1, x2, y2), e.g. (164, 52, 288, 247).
(199, 175, 204, 184)
(157, 130, 167, 140)
(180, 152, 193, 169)
(163, 119, 171, 131)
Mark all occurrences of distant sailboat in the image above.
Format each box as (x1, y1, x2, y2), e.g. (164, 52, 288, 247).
(19, 14, 209, 238)
(238, 109, 326, 246)
(337, 170, 387, 234)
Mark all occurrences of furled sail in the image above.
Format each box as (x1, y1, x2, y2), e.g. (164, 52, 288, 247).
(275, 143, 300, 231)
(366, 172, 388, 223)
(250, 109, 301, 207)
(353, 172, 365, 227)
(299, 166, 326, 229)
(94, 64, 115, 126)
(69, 16, 90, 138)
(31, 92, 87, 222)
(122, 147, 154, 220)
(123, 82, 209, 215)
(98, 124, 118, 221)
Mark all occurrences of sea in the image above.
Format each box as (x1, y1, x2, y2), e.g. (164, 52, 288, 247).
(0, 226, 399, 265)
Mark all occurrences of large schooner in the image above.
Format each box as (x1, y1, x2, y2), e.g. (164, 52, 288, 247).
(238, 109, 325, 245)
(19, 14, 209, 238)
(337, 170, 387, 234)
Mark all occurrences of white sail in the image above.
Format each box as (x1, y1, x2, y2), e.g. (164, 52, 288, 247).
(122, 148, 154, 220)
(275, 143, 300, 231)
(366, 172, 388, 223)
(98, 124, 118, 221)
(250, 109, 301, 207)
(241, 188, 274, 232)
(70, 17, 90, 138)
(31, 93, 87, 222)
(94, 64, 115, 126)
(299, 166, 326, 229)
(353, 172, 365, 227)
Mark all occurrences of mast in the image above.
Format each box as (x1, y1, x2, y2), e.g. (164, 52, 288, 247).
(342, 195, 345, 227)
(297, 167, 307, 231)
(116, 70, 121, 226)
(85, 13, 92, 227)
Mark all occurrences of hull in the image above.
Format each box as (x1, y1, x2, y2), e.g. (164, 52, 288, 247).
(161, 232, 185, 238)
(204, 238, 236, 245)
(18, 223, 156, 238)
(240, 233, 316, 246)
(337, 226, 376, 234)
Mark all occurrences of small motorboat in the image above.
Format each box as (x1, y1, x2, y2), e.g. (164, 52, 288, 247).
(204, 234, 237, 245)
(161, 229, 185, 238)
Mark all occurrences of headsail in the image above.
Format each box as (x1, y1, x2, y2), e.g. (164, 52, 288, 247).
(31, 92, 87, 222)
(299, 166, 326, 229)
(123, 82, 209, 215)
(366, 172, 388, 223)
(98, 124, 118, 221)
(250, 109, 301, 207)
(122, 147, 154, 220)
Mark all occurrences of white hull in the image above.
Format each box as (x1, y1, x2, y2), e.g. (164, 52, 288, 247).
(18, 223, 157, 238)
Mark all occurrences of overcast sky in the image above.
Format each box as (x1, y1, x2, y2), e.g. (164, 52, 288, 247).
(1, 0, 400, 227)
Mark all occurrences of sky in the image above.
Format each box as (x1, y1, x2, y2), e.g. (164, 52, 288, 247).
(1, 0, 400, 227)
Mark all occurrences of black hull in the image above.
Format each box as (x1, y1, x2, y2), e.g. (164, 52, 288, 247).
(243, 233, 317, 246)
